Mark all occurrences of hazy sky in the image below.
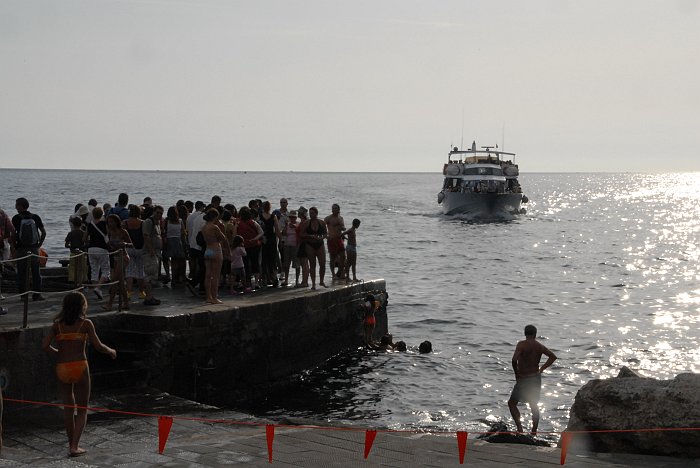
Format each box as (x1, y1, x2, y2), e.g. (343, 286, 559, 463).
(1, 0, 699, 172)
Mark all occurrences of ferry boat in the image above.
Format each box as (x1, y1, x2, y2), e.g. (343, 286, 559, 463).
(437, 141, 528, 217)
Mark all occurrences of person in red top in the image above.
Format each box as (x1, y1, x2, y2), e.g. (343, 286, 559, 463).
(236, 207, 263, 289)
(0, 206, 15, 262)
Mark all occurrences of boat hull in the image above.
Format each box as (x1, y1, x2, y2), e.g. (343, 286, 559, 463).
(441, 192, 523, 217)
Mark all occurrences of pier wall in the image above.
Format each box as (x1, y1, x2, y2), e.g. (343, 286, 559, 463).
(0, 280, 387, 416)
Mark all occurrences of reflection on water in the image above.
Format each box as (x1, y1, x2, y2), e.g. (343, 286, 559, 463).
(1, 170, 698, 433)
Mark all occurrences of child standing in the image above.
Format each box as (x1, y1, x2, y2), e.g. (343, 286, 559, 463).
(65, 217, 87, 289)
(342, 218, 361, 282)
(41, 292, 117, 457)
(229, 235, 248, 293)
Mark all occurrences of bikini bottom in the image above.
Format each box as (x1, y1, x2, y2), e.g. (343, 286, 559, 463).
(56, 360, 88, 384)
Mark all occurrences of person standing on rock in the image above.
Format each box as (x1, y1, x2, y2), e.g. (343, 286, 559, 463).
(508, 324, 557, 435)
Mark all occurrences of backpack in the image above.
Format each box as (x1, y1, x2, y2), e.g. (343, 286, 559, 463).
(19, 215, 40, 247)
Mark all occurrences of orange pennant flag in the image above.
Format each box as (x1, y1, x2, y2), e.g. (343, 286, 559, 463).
(457, 431, 468, 464)
(266, 424, 275, 463)
(364, 430, 378, 459)
(560, 431, 573, 465)
(158, 416, 174, 454)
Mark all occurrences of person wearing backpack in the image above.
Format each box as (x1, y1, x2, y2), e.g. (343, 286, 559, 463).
(12, 197, 46, 301)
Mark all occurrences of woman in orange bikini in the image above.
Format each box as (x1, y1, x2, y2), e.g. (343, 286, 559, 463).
(42, 292, 117, 457)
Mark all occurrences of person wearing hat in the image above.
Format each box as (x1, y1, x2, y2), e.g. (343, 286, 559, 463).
(281, 210, 300, 286)
(69, 204, 90, 230)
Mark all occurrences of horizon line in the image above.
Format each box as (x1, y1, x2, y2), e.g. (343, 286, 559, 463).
(2, 168, 697, 175)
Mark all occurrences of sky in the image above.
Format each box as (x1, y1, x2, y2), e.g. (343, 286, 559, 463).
(1, 0, 699, 172)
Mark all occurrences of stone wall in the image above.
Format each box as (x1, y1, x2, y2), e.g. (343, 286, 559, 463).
(1, 280, 387, 421)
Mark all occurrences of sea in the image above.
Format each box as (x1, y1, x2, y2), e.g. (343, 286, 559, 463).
(1, 169, 698, 437)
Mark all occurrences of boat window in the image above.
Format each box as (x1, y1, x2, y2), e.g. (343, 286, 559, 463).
(471, 167, 504, 176)
(444, 178, 461, 190)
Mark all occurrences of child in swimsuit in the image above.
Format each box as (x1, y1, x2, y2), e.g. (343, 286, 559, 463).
(341, 218, 361, 282)
(42, 292, 117, 457)
(362, 294, 380, 348)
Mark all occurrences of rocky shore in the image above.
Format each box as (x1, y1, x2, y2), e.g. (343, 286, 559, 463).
(564, 367, 700, 458)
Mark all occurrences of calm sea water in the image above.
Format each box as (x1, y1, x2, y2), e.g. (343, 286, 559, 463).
(1, 169, 698, 435)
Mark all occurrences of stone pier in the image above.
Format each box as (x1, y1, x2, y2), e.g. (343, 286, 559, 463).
(0, 279, 387, 420)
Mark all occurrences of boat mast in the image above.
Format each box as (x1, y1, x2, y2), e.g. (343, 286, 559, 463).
(502, 123, 505, 153)
(460, 107, 465, 150)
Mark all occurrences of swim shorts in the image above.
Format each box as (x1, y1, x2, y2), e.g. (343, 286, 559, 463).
(510, 373, 542, 402)
(327, 237, 345, 256)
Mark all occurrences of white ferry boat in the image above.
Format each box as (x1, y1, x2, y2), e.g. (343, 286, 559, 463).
(437, 141, 528, 217)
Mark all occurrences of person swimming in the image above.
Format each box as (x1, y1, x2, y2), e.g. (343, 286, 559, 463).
(419, 340, 433, 354)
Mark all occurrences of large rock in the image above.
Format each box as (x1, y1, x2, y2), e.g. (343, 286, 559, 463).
(564, 369, 700, 458)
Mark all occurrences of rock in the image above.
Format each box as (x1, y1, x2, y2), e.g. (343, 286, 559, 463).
(477, 422, 551, 446)
(616, 366, 642, 378)
(565, 371, 700, 458)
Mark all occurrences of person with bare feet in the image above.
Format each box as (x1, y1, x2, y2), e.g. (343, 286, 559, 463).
(342, 218, 361, 282)
(300, 207, 327, 289)
(324, 204, 346, 280)
(201, 208, 230, 304)
(295, 206, 310, 288)
(42, 292, 117, 457)
(508, 324, 557, 435)
(102, 214, 132, 311)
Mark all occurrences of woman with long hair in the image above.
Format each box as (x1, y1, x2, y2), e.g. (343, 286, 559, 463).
(201, 208, 231, 304)
(103, 214, 132, 311)
(41, 292, 117, 457)
(300, 206, 327, 290)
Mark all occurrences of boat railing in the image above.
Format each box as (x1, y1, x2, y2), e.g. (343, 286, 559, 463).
(447, 149, 516, 165)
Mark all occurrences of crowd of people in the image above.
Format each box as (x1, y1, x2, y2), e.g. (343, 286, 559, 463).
(0, 194, 559, 456)
(0, 194, 363, 307)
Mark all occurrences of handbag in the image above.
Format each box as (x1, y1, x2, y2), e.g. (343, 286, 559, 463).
(91, 221, 109, 244)
(196, 231, 206, 249)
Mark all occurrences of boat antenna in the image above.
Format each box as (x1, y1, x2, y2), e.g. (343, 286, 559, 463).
(460, 106, 465, 150)
(501, 123, 505, 153)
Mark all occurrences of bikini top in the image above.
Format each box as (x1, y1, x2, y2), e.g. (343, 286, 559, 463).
(55, 321, 88, 342)
(306, 220, 326, 236)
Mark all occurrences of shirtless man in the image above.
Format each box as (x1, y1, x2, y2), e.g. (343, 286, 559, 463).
(324, 204, 346, 279)
(508, 324, 557, 435)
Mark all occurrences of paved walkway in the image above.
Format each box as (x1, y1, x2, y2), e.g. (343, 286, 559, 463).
(1, 410, 692, 467)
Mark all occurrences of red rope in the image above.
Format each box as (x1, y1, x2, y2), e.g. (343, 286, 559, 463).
(5, 397, 699, 436)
